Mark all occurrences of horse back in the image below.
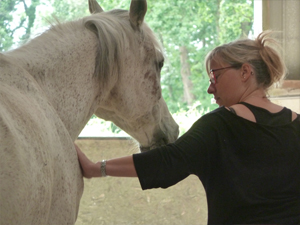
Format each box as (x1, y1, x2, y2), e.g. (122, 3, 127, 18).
(0, 54, 83, 224)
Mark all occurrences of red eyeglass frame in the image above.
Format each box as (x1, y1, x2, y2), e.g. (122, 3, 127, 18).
(209, 66, 235, 84)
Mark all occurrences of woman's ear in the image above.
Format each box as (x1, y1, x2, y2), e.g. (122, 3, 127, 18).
(241, 63, 253, 81)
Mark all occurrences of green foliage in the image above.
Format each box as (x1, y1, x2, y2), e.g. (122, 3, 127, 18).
(0, 0, 41, 51)
(46, 0, 88, 21)
(0, 0, 18, 51)
(219, 0, 254, 42)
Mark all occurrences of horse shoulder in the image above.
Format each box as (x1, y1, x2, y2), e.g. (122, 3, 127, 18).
(0, 65, 83, 224)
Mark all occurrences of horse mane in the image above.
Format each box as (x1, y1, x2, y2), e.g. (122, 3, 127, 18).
(83, 9, 163, 83)
(10, 9, 163, 88)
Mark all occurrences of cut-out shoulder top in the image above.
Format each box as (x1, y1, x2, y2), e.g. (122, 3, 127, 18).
(133, 105, 300, 224)
(228, 102, 293, 126)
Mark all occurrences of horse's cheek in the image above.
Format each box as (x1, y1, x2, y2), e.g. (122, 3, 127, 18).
(143, 71, 161, 100)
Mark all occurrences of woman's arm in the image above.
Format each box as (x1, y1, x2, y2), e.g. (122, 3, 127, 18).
(75, 143, 137, 178)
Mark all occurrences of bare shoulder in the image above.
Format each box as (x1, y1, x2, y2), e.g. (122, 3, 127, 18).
(292, 111, 298, 121)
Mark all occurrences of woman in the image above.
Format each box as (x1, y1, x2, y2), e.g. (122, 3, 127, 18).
(75, 31, 300, 224)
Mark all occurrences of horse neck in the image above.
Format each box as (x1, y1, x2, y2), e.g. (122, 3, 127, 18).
(7, 22, 102, 140)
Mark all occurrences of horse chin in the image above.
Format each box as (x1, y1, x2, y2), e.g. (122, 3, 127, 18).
(138, 123, 179, 153)
(139, 146, 151, 152)
(139, 145, 160, 152)
(139, 138, 169, 152)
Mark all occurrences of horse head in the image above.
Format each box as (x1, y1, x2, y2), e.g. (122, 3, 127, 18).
(87, 0, 179, 151)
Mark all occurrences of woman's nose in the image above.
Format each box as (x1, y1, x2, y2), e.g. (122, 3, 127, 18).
(207, 82, 215, 94)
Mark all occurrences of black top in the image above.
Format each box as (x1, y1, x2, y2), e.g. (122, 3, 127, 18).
(133, 104, 300, 224)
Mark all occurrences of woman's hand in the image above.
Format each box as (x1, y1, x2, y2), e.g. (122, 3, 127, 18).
(75, 143, 138, 178)
(74, 143, 101, 178)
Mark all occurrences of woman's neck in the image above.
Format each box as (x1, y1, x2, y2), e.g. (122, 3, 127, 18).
(240, 89, 287, 113)
(240, 89, 270, 104)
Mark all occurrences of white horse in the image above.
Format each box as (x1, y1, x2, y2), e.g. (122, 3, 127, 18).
(0, 0, 179, 224)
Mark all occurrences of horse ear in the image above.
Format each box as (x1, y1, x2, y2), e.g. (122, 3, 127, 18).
(88, 0, 104, 14)
(129, 0, 147, 30)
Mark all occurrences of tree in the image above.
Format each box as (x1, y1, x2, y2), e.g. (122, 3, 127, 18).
(0, 0, 19, 51)
(180, 46, 195, 106)
(0, 0, 41, 51)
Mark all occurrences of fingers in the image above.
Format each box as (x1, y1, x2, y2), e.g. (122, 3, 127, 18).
(74, 143, 91, 178)
(74, 143, 100, 178)
(74, 143, 89, 164)
(74, 143, 83, 156)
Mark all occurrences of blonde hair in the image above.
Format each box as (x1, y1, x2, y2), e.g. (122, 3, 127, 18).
(205, 30, 287, 88)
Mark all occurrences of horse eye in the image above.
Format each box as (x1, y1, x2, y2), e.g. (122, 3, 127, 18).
(158, 60, 164, 69)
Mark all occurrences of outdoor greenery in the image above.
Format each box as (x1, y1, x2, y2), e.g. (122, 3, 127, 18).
(1, 0, 254, 135)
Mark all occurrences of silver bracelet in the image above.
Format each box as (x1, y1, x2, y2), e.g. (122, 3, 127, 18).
(100, 160, 107, 177)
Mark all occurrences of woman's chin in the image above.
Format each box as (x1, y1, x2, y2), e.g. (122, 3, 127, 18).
(216, 100, 222, 107)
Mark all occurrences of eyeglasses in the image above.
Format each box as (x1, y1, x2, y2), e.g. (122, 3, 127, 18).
(209, 66, 235, 84)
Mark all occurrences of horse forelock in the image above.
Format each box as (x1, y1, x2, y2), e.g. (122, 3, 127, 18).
(83, 9, 163, 85)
